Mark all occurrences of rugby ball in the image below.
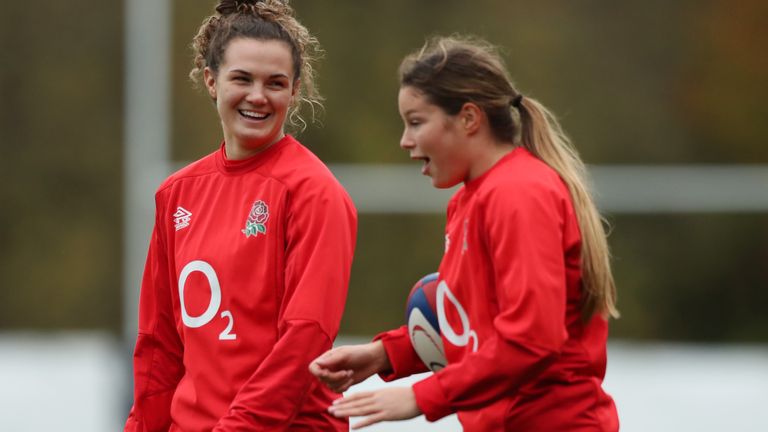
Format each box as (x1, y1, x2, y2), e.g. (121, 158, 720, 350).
(406, 272, 446, 372)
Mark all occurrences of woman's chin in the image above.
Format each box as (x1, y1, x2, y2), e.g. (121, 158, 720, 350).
(430, 177, 458, 189)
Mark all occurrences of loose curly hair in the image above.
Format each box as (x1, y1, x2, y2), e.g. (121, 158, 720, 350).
(190, 0, 323, 131)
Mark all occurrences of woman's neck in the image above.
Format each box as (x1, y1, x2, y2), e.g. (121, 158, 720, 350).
(466, 137, 516, 182)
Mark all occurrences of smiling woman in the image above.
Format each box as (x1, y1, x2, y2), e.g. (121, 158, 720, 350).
(203, 38, 297, 159)
(123, 1, 357, 431)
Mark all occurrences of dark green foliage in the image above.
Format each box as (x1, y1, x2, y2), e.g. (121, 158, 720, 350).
(1, 0, 766, 342)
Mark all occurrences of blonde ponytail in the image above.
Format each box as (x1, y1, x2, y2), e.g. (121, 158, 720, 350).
(518, 97, 619, 320)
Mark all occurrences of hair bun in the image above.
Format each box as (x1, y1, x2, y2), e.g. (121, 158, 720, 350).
(215, 0, 262, 15)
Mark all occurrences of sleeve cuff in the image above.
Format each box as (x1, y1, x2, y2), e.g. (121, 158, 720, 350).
(373, 326, 427, 381)
(413, 374, 454, 422)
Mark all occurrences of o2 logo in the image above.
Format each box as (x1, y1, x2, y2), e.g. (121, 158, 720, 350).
(178, 260, 236, 341)
(436, 281, 478, 352)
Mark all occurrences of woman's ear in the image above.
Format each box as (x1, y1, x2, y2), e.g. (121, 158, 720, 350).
(203, 67, 217, 101)
(459, 102, 483, 135)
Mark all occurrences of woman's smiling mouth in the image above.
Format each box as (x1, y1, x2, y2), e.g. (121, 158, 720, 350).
(239, 109, 269, 120)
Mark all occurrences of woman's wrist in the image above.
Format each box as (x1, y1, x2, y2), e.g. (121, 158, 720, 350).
(369, 340, 392, 374)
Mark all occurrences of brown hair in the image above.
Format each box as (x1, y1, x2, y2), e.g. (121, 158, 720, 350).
(400, 35, 619, 321)
(190, 0, 323, 131)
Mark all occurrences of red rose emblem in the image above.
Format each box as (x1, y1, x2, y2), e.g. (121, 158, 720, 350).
(248, 200, 269, 224)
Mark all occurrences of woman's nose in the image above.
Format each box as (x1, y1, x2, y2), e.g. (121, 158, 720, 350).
(400, 131, 414, 150)
(246, 85, 267, 104)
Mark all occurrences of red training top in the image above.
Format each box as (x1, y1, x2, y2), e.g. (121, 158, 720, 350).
(125, 135, 357, 431)
(377, 147, 618, 431)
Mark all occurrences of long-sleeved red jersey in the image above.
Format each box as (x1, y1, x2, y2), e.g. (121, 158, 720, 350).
(377, 147, 618, 431)
(125, 135, 357, 431)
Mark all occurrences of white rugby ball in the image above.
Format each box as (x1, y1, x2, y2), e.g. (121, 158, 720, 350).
(406, 273, 446, 372)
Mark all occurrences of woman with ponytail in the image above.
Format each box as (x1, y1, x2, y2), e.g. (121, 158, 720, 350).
(125, 1, 356, 430)
(311, 35, 619, 431)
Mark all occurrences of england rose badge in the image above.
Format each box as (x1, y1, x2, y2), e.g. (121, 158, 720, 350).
(242, 200, 269, 237)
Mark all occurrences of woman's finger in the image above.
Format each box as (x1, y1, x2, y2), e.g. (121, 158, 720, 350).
(332, 391, 373, 404)
(351, 412, 386, 430)
(318, 368, 352, 382)
(331, 401, 380, 418)
(331, 377, 355, 393)
(329, 393, 383, 417)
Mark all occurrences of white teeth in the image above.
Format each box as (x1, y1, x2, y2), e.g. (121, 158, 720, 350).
(240, 110, 268, 120)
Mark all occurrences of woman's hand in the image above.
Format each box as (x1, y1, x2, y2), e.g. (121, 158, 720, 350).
(309, 341, 391, 393)
(328, 387, 421, 429)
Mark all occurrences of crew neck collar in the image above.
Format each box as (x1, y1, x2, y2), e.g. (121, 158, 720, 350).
(215, 135, 292, 174)
(464, 146, 526, 191)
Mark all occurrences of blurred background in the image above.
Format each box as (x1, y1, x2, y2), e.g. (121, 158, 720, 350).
(1, 0, 767, 430)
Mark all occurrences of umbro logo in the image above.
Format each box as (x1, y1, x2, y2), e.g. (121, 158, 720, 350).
(173, 207, 192, 231)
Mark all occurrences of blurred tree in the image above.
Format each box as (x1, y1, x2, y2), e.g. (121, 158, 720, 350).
(677, 0, 768, 162)
(1, 0, 765, 342)
(0, 1, 123, 332)
(609, 214, 768, 341)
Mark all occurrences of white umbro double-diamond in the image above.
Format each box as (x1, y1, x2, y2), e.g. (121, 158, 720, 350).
(174, 207, 192, 231)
